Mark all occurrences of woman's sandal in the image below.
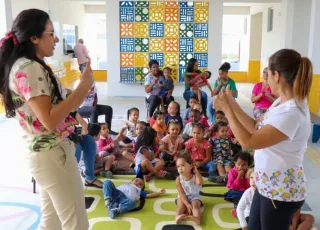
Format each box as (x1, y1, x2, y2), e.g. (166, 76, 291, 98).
(85, 179, 103, 189)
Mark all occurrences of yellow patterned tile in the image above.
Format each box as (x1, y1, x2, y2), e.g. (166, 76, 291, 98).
(165, 1, 179, 7)
(165, 8, 179, 22)
(164, 53, 179, 67)
(164, 38, 179, 52)
(194, 2, 209, 8)
(150, 7, 164, 22)
(170, 67, 178, 82)
(135, 53, 149, 67)
(150, 38, 164, 52)
(150, 1, 164, 8)
(120, 23, 134, 37)
(194, 39, 208, 52)
(120, 53, 134, 66)
(134, 23, 149, 37)
(194, 8, 209, 22)
(164, 23, 179, 37)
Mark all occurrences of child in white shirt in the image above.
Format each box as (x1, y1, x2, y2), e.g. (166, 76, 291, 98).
(103, 178, 166, 219)
(236, 168, 255, 230)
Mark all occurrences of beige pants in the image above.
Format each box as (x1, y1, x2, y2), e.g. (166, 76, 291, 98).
(27, 140, 89, 230)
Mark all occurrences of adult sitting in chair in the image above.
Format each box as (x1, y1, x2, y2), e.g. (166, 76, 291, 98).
(74, 80, 117, 135)
(145, 60, 173, 121)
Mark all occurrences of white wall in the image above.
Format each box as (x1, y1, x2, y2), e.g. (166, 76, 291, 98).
(0, 0, 7, 36)
(249, 13, 262, 60)
(10, 0, 86, 63)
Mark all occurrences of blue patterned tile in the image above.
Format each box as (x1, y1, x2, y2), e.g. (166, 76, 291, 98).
(194, 23, 208, 37)
(179, 67, 187, 82)
(150, 23, 164, 37)
(179, 38, 193, 52)
(180, 7, 194, 22)
(194, 53, 208, 67)
(120, 67, 135, 83)
(120, 8, 135, 22)
(120, 38, 134, 52)
(120, 1, 134, 7)
(149, 53, 164, 67)
(180, 1, 194, 7)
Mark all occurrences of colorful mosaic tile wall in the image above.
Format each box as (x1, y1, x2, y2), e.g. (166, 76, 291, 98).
(119, 1, 209, 83)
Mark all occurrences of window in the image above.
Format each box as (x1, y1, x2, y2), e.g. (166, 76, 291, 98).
(267, 8, 274, 32)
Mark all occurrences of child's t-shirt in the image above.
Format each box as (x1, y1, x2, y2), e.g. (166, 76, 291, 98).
(161, 134, 184, 153)
(134, 146, 157, 172)
(189, 72, 208, 88)
(163, 77, 174, 91)
(237, 187, 255, 228)
(209, 136, 232, 164)
(117, 183, 147, 201)
(152, 123, 167, 139)
(97, 136, 114, 153)
(185, 138, 211, 161)
(226, 167, 250, 192)
(183, 108, 191, 122)
(165, 114, 183, 131)
(125, 121, 136, 139)
(179, 174, 202, 197)
(187, 116, 209, 128)
(182, 122, 194, 137)
(252, 82, 273, 109)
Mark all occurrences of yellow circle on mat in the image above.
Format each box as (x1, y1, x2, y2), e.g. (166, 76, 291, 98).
(136, 75, 142, 81)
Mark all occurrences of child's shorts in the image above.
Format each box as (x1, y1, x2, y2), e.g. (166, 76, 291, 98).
(160, 152, 174, 167)
(175, 195, 203, 207)
(98, 151, 117, 161)
(135, 160, 157, 179)
(215, 157, 232, 166)
(158, 90, 168, 98)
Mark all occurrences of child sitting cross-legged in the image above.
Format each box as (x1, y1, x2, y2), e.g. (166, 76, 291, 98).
(160, 120, 184, 167)
(185, 123, 216, 177)
(103, 178, 166, 219)
(224, 152, 252, 205)
(97, 123, 126, 178)
(208, 121, 233, 183)
(175, 153, 204, 225)
(182, 109, 201, 142)
(134, 127, 172, 181)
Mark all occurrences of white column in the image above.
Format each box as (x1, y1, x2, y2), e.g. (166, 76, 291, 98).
(208, 0, 223, 83)
(0, 0, 13, 33)
(308, 0, 320, 73)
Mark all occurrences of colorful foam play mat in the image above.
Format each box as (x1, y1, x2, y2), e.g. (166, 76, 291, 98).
(85, 175, 241, 230)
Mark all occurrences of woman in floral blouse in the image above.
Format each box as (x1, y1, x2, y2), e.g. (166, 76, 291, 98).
(214, 49, 312, 230)
(0, 9, 93, 229)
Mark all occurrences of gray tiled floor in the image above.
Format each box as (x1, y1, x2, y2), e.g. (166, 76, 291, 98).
(0, 82, 319, 229)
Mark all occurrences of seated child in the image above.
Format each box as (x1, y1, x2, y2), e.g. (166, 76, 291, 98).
(121, 107, 140, 147)
(165, 101, 183, 131)
(159, 67, 174, 112)
(134, 127, 172, 181)
(97, 123, 126, 178)
(122, 121, 148, 167)
(183, 96, 198, 125)
(175, 153, 204, 225)
(290, 209, 316, 230)
(187, 103, 209, 128)
(152, 111, 167, 143)
(235, 168, 255, 229)
(103, 178, 166, 219)
(185, 71, 213, 103)
(160, 120, 184, 167)
(208, 121, 232, 182)
(224, 152, 252, 204)
(185, 123, 216, 177)
(205, 110, 226, 138)
(182, 109, 201, 142)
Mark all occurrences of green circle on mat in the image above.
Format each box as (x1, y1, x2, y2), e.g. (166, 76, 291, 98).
(219, 208, 240, 224)
(161, 201, 176, 212)
(92, 220, 131, 229)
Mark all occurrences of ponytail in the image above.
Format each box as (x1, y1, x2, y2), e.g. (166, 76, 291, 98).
(293, 57, 313, 103)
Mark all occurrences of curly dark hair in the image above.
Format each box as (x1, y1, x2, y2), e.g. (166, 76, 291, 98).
(235, 151, 253, 167)
(213, 121, 228, 133)
(177, 152, 193, 165)
(135, 127, 157, 151)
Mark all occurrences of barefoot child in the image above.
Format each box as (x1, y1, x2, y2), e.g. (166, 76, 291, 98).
(160, 120, 184, 167)
(290, 209, 316, 230)
(97, 123, 126, 178)
(134, 127, 172, 181)
(175, 153, 204, 225)
(103, 178, 166, 219)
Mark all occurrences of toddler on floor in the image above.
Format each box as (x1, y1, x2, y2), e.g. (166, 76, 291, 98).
(97, 123, 125, 178)
(224, 152, 252, 204)
(183, 96, 198, 125)
(175, 153, 204, 225)
(165, 101, 183, 131)
(103, 178, 166, 219)
(121, 107, 140, 147)
(152, 111, 167, 143)
(134, 127, 172, 181)
(185, 123, 216, 177)
(160, 120, 184, 167)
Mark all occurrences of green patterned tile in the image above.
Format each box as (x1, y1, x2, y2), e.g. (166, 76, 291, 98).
(135, 38, 149, 52)
(179, 23, 194, 37)
(135, 7, 149, 22)
(179, 53, 193, 67)
(135, 67, 149, 83)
